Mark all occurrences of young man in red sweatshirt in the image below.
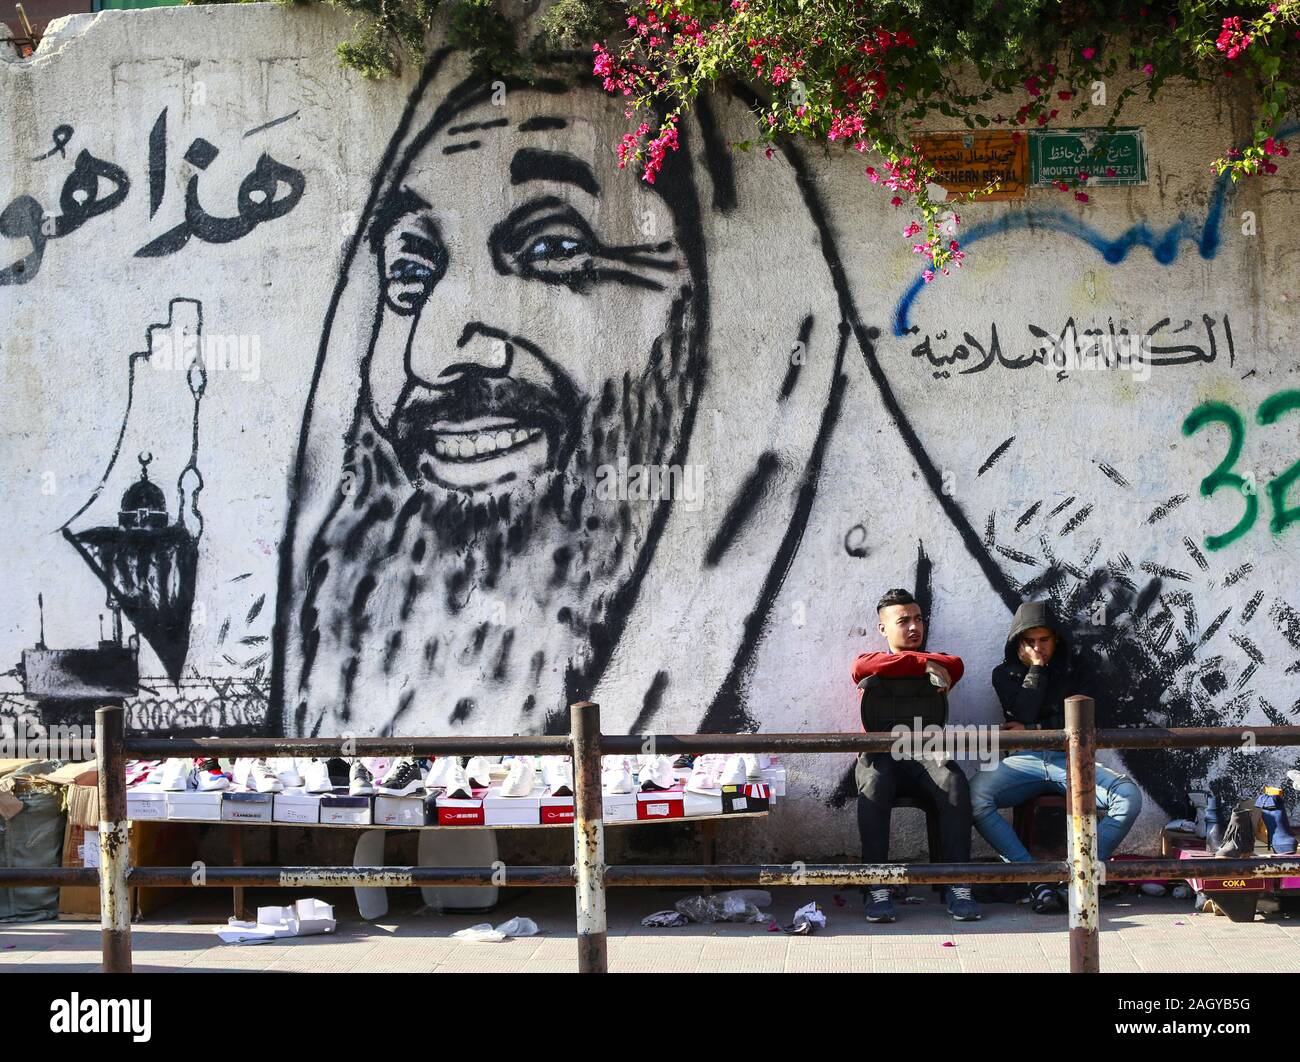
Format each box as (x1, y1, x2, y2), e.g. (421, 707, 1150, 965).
(851, 588, 980, 923)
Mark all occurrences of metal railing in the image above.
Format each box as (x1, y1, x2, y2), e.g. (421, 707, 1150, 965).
(2, 698, 1299, 973)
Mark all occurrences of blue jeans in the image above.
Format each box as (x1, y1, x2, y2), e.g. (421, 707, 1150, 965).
(970, 750, 1142, 863)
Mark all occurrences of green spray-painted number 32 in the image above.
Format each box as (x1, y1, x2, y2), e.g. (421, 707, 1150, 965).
(1182, 390, 1300, 551)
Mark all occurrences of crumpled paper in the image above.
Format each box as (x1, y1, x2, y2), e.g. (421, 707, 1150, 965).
(216, 899, 336, 944)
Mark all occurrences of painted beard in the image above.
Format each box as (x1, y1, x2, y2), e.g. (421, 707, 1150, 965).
(291, 290, 699, 737)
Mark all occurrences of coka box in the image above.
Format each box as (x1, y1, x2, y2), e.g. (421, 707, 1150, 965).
(637, 786, 685, 821)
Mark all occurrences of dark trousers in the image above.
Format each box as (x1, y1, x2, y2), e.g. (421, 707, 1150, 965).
(855, 753, 973, 864)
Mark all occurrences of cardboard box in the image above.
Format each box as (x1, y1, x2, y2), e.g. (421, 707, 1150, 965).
(539, 795, 575, 825)
(722, 783, 770, 815)
(637, 786, 685, 821)
(274, 790, 323, 824)
(320, 794, 372, 825)
(166, 790, 224, 822)
(126, 785, 167, 821)
(435, 791, 485, 826)
(60, 819, 200, 919)
(603, 790, 637, 823)
(373, 794, 428, 827)
(221, 791, 275, 823)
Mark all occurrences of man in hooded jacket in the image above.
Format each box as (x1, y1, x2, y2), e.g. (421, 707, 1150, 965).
(970, 600, 1143, 913)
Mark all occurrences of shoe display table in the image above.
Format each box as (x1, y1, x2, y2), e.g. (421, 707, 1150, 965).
(134, 809, 770, 921)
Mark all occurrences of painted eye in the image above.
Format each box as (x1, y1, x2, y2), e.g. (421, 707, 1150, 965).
(381, 223, 447, 315)
(522, 235, 585, 262)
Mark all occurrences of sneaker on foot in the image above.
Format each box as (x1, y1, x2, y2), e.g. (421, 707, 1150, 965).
(348, 760, 374, 796)
(865, 888, 896, 923)
(1030, 882, 1065, 914)
(946, 885, 982, 921)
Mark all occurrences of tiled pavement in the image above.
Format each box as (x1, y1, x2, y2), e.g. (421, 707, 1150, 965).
(3, 886, 1298, 973)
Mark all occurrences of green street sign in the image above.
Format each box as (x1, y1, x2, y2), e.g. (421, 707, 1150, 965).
(1029, 127, 1147, 186)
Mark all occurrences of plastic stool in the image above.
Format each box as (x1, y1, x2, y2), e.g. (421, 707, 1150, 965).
(1013, 794, 1067, 856)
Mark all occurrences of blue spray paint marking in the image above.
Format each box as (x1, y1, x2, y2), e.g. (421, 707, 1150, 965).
(892, 122, 1299, 336)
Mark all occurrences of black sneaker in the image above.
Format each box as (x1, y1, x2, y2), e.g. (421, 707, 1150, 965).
(1030, 882, 1065, 914)
(672, 754, 695, 769)
(377, 757, 424, 796)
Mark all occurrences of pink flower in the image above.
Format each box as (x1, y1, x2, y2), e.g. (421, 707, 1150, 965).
(1105, 167, 1117, 177)
(1075, 191, 1090, 203)
(1142, 62, 1154, 75)
(903, 221, 922, 237)
(890, 195, 903, 206)
(1082, 46, 1096, 59)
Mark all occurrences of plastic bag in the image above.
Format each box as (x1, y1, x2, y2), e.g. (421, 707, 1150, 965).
(642, 910, 689, 928)
(674, 891, 768, 924)
(451, 916, 539, 942)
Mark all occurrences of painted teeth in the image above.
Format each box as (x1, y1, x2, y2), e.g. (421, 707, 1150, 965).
(432, 426, 542, 459)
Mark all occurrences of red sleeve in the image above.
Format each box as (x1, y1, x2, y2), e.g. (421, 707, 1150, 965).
(851, 650, 965, 687)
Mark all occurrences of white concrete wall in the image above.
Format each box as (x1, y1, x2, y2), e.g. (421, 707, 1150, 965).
(3, 5, 1298, 859)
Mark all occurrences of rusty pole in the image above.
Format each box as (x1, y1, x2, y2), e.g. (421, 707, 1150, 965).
(570, 700, 608, 973)
(96, 705, 133, 973)
(1065, 694, 1100, 973)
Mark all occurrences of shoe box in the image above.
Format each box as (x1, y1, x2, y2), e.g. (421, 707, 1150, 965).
(683, 790, 724, 817)
(721, 783, 770, 815)
(603, 790, 638, 823)
(540, 795, 575, 824)
(374, 793, 430, 827)
(434, 789, 487, 826)
(320, 792, 373, 825)
(483, 786, 541, 826)
(637, 784, 685, 821)
(274, 789, 324, 824)
(126, 784, 168, 821)
(222, 791, 275, 822)
(166, 790, 224, 821)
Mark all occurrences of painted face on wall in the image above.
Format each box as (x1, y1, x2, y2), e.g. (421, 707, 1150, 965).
(365, 98, 687, 498)
(289, 81, 706, 736)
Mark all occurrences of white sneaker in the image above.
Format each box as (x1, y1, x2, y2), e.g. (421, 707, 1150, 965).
(248, 758, 284, 793)
(464, 756, 493, 789)
(425, 757, 457, 789)
(445, 762, 475, 800)
(602, 759, 634, 794)
(274, 757, 304, 788)
(348, 760, 374, 796)
(301, 759, 333, 794)
(542, 757, 573, 797)
(638, 756, 675, 792)
(158, 758, 191, 792)
(743, 754, 765, 780)
(685, 761, 721, 794)
(377, 758, 424, 796)
(191, 757, 231, 792)
(718, 755, 747, 786)
(500, 757, 535, 798)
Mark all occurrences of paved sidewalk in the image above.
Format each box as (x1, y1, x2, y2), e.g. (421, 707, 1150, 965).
(3, 886, 1298, 973)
